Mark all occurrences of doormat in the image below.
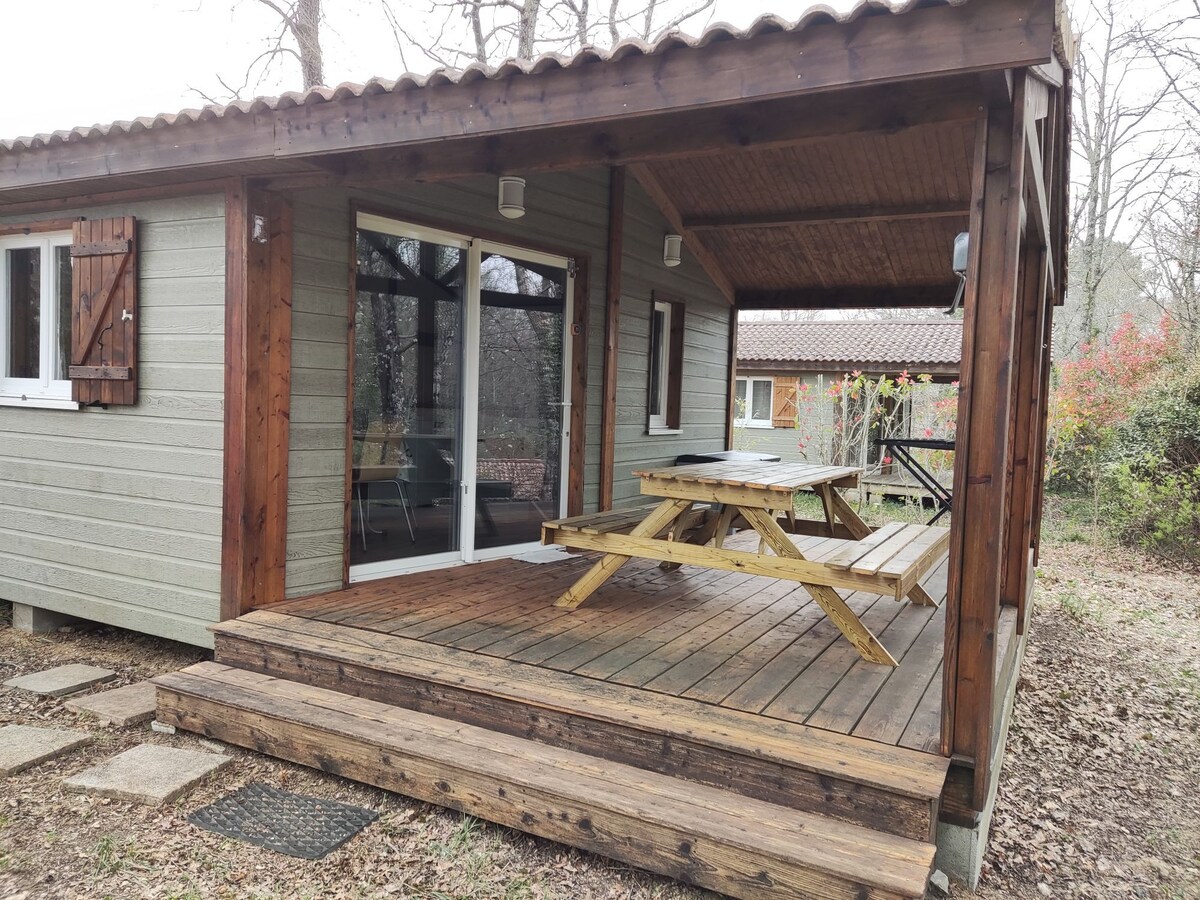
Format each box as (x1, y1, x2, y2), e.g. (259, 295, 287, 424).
(188, 782, 378, 859)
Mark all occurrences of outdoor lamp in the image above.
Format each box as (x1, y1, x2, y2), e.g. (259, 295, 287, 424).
(498, 177, 526, 219)
(663, 233, 683, 267)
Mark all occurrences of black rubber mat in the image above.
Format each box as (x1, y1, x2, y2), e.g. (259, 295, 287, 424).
(188, 782, 378, 859)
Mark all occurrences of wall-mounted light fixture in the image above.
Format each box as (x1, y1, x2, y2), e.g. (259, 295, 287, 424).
(663, 233, 683, 267)
(498, 176, 526, 219)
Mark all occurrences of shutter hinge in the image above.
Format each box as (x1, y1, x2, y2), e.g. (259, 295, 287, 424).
(567, 258, 578, 278)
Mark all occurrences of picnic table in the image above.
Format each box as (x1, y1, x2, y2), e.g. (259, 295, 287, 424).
(541, 462, 950, 666)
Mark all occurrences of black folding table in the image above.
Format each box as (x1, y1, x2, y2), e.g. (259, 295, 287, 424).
(875, 437, 955, 524)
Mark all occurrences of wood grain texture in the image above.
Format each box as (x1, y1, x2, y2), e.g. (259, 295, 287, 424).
(221, 183, 293, 619)
(156, 661, 938, 900)
(945, 78, 1028, 810)
(211, 609, 948, 839)
(599, 166, 625, 512)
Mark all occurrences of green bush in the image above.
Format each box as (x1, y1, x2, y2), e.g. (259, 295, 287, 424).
(1097, 363, 1200, 564)
(1103, 462, 1200, 565)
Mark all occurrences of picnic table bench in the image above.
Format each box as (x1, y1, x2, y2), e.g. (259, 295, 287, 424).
(541, 462, 950, 666)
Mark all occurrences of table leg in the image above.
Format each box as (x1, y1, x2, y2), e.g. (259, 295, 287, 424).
(712, 504, 738, 550)
(827, 490, 939, 608)
(554, 498, 692, 609)
(739, 507, 898, 666)
(816, 484, 837, 537)
(658, 501, 694, 572)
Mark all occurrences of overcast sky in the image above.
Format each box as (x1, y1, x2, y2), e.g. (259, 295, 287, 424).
(0, 0, 806, 140)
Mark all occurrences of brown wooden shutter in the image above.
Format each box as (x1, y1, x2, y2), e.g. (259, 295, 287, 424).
(772, 377, 799, 427)
(70, 217, 138, 405)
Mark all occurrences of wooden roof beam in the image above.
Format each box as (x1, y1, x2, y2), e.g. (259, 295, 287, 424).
(683, 203, 970, 232)
(0, 0, 1055, 195)
(629, 164, 736, 304)
(736, 285, 957, 310)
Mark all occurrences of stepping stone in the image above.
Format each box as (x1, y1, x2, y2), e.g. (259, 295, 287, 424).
(64, 743, 232, 804)
(66, 681, 158, 727)
(4, 664, 116, 697)
(0, 725, 93, 776)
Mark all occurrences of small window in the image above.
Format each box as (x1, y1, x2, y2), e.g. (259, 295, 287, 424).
(1, 233, 74, 407)
(647, 295, 684, 433)
(735, 376, 774, 428)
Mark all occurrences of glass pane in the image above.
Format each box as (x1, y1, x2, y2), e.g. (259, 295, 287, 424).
(6, 247, 40, 379)
(55, 246, 72, 381)
(751, 381, 772, 421)
(648, 307, 666, 417)
(351, 227, 464, 567)
(475, 251, 566, 551)
(735, 379, 747, 409)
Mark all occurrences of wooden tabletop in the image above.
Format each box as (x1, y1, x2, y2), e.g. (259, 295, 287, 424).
(632, 461, 862, 494)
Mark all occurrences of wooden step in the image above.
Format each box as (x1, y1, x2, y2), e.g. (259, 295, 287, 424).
(211, 610, 948, 841)
(155, 662, 937, 900)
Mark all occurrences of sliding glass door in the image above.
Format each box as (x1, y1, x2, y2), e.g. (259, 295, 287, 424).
(349, 215, 572, 580)
(469, 246, 569, 555)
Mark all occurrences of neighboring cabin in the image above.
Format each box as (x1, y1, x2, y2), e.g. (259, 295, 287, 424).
(733, 319, 962, 465)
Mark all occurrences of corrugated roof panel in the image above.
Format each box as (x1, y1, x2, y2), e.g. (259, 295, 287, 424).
(0, 1, 968, 154)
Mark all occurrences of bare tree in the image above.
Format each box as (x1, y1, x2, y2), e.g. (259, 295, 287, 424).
(1144, 180, 1200, 352)
(196, 0, 324, 101)
(381, 0, 715, 70)
(1069, 0, 1182, 348)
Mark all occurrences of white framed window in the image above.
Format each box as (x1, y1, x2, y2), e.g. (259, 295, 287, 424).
(648, 299, 671, 430)
(735, 376, 774, 428)
(647, 295, 684, 434)
(1, 232, 75, 409)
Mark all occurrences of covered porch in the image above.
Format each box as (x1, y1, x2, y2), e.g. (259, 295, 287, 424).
(0, 0, 1071, 895)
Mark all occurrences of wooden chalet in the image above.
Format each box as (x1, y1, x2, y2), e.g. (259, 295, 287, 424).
(0, 1, 1071, 895)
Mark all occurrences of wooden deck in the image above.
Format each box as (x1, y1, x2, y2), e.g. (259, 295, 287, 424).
(156, 528, 967, 898)
(272, 531, 948, 751)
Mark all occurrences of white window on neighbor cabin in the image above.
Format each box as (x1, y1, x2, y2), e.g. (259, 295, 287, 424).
(0, 232, 74, 408)
(735, 376, 774, 428)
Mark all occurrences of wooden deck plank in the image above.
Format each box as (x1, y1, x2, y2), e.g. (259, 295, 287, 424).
(898, 662, 945, 754)
(573, 573, 768, 680)
(539, 569, 755, 673)
(854, 617, 948, 745)
(478, 562, 692, 659)
(762, 592, 915, 723)
(507, 566, 733, 665)
(642, 583, 811, 695)
(612, 578, 803, 689)
(803, 559, 951, 734)
(721, 591, 889, 715)
(623, 538, 845, 693)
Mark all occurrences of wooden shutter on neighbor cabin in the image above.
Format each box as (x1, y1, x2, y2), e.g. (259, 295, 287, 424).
(69, 217, 138, 405)
(772, 377, 799, 427)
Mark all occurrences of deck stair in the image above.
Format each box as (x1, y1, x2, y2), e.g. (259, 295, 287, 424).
(154, 609, 950, 900)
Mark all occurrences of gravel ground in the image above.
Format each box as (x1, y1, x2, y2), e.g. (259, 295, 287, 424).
(1, 535, 1197, 900)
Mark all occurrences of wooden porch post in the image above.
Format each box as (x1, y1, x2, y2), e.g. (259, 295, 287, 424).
(942, 73, 1028, 814)
(599, 166, 626, 512)
(1001, 237, 1047, 616)
(220, 181, 294, 620)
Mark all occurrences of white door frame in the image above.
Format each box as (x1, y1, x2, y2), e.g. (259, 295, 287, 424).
(348, 214, 574, 581)
(463, 238, 574, 563)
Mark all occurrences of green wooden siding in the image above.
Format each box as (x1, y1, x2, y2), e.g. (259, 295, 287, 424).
(285, 171, 731, 594)
(0, 195, 225, 646)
